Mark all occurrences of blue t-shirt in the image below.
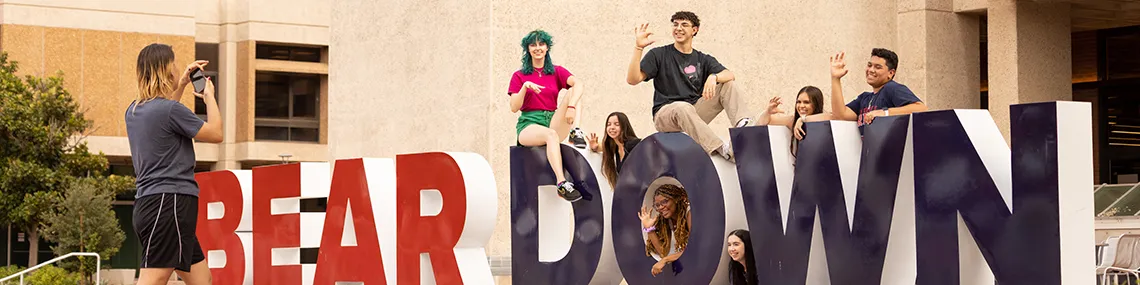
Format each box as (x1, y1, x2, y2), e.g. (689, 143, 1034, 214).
(125, 98, 205, 198)
(845, 80, 921, 132)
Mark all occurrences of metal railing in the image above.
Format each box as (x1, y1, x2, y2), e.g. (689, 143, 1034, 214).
(0, 252, 100, 285)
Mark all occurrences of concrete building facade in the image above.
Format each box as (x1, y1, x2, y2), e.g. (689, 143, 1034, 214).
(0, 0, 330, 273)
(1, 0, 1138, 282)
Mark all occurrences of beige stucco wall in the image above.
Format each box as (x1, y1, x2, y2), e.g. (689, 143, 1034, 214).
(987, 0, 1072, 143)
(0, 0, 331, 168)
(0, 0, 195, 36)
(896, 0, 982, 111)
(330, 0, 921, 258)
(216, 0, 331, 46)
(0, 24, 196, 137)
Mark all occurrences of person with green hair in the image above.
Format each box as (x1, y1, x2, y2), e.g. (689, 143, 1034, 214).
(508, 29, 587, 202)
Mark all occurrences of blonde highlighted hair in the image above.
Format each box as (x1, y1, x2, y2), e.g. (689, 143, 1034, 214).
(133, 43, 176, 113)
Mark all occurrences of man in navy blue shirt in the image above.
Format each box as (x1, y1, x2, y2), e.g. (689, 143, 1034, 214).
(828, 49, 927, 132)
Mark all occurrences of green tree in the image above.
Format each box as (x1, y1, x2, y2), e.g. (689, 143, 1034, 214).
(0, 51, 131, 267)
(40, 176, 132, 283)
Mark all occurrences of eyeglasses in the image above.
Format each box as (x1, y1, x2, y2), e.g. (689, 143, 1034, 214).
(653, 199, 671, 209)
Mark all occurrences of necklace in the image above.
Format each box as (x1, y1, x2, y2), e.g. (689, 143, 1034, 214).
(860, 92, 881, 125)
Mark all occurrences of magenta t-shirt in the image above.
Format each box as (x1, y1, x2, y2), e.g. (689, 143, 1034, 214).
(507, 65, 573, 112)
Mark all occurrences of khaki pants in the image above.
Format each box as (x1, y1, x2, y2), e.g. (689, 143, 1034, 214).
(653, 81, 754, 155)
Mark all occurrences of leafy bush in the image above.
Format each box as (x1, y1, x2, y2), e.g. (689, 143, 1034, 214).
(0, 265, 25, 280)
(25, 265, 82, 285)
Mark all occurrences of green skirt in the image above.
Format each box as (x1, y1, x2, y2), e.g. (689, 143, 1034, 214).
(516, 110, 555, 145)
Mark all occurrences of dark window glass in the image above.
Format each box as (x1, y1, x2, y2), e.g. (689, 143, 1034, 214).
(290, 127, 319, 142)
(254, 72, 321, 142)
(256, 73, 291, 118)
(255, 126, 290, 141)
(1106, 33, 1140, 80)
(256, 44, 322, 62)
(194, 43, 221, 117)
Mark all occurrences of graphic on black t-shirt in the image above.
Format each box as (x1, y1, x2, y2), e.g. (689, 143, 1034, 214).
(641, 45, 726, 116)
(679, 62, 702, 90)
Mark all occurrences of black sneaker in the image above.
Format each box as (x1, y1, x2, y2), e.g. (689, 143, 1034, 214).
(556, 181, 583, 202)
(568, 128, 587, 149)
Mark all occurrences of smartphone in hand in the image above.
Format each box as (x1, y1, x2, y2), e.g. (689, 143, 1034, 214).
(189, 67, 207, 94)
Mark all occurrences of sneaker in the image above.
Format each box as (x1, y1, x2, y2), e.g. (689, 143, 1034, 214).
(556, 181, 583, 202)
(735, 118, 752, 128)
(718, 145, 736, 163)
(569, 128, 588, 149)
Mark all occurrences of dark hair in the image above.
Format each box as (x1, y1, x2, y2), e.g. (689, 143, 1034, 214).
(671, 11, 700, 36)
(520, 30, 555, 75)
(871, 48, 899, 71)
(602, 112, 638, 188)
(791, 86, 825, 126)
(791, 86, 825, 159)
(646, 184, 690, 257)
(727, 229, 758, 285)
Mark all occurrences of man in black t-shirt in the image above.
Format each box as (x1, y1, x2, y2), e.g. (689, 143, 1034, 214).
(626, 11, 755, 163)
(828, 49, 927, 133)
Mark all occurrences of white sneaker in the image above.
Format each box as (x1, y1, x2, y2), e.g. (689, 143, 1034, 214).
(735, 118, 752, 128)
(718, 144, 735, 163)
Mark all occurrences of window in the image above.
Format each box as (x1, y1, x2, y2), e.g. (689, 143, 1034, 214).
(256, 44, 322, 63)
(194, 43, 221, 120)
(255, 72, 320, 142)
(1105, 32, 1140, 80)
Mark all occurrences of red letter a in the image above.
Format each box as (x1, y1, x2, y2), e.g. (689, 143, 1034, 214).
(313, 158, 387, 284)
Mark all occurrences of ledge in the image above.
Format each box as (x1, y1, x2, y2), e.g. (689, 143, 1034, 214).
(255, 59, 328, 75)
(85, 135, 220, 162)
(233, 141, 327, 162)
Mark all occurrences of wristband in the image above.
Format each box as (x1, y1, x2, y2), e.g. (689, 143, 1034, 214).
(643, 226, 656, 233)
(884, 109, 890, 116)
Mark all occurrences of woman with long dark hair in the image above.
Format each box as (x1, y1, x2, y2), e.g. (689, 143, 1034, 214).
(125, 43, 217, 285)
(726, 229, 758, 285)
(508, 29, 587, 202)
(759, 86, 831, 138)
(638, 184, 692, 276)
(588, 112, 640, 188)
(757, 86, 832, 158)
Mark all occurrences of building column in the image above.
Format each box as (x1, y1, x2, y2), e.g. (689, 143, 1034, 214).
(895, 0, 981, 111)
(987, 0, 1071, 143)
(216, 40, 241, 170)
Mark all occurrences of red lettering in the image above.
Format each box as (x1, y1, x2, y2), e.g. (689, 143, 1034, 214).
(396, 153, 467, 284)
(194, 171, 246, 283)
(253, 164, 302, 285)
(313, 159, 387, 284)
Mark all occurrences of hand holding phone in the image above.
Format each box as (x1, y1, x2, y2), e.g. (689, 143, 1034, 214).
(189, 67, 207, 94)
(193, 77, 214, 99)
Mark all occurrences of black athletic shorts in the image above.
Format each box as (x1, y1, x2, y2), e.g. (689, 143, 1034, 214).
(133, 193, 205, 272)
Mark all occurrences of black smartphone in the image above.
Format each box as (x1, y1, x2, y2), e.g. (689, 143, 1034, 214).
(189, 67, 207, 94)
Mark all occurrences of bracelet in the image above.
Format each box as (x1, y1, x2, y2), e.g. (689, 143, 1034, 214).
(643, 226, 656, 233)
(567, 105, 576, 110)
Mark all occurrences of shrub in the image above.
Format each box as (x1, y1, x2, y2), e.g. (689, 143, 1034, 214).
(25, 265, 82, 285)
